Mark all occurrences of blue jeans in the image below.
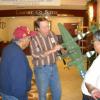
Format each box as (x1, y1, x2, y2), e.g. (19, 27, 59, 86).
(82, 94, 93, 100)
(0, 92, 18, 100)
(0, 92, 28, 100)
(34, 64, 61, 100)
(82, 94, 100, 100)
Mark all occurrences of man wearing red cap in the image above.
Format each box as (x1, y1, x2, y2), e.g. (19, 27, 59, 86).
(0, 26, 35, 100)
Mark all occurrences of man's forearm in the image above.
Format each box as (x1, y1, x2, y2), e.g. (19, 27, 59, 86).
(85, 83, 96, 93)
(43, 49, 56, 57)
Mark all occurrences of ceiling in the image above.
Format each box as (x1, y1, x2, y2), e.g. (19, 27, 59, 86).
(0, 0, 88, 10)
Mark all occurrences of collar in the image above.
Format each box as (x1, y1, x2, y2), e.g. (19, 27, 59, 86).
(37, 31, 52, 38)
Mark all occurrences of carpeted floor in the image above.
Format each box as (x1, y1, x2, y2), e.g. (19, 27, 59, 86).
(28, 77, 52, 100)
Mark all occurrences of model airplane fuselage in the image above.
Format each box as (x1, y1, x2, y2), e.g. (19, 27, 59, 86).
(58, 23, 86, 78)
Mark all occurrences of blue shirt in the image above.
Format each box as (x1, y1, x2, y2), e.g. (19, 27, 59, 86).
(0, 42, 32, 98)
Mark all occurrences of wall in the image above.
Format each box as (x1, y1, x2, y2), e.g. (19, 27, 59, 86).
(0, 18, 9, 42)
(0, 16, 83, 42)
(50, 16, 83, 34)
(97, 0, 100, 25)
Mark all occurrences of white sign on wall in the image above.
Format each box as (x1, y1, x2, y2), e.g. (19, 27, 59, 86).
(0, 0, 60, 6)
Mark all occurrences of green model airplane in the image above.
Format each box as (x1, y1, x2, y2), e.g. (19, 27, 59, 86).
(57, 23, 100, 78)
(89, 24, 99, 34)
(58, 23, 87, 78)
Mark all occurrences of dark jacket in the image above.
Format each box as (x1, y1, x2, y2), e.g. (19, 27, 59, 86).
(0, 42, 32, 99)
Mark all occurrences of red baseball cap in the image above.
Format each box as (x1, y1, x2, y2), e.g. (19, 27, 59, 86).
(30, 31, 37, 37)
(13, 26, 36, 40)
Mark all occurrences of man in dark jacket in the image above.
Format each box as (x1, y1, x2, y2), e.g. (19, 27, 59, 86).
(0, 26, 35, 100)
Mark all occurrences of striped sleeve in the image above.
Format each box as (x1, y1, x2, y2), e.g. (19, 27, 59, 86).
(30, 38, 47, 59)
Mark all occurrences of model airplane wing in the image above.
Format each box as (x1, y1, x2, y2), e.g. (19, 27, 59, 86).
(58, 23, 86, 78)
(89, 24, 99, 34)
